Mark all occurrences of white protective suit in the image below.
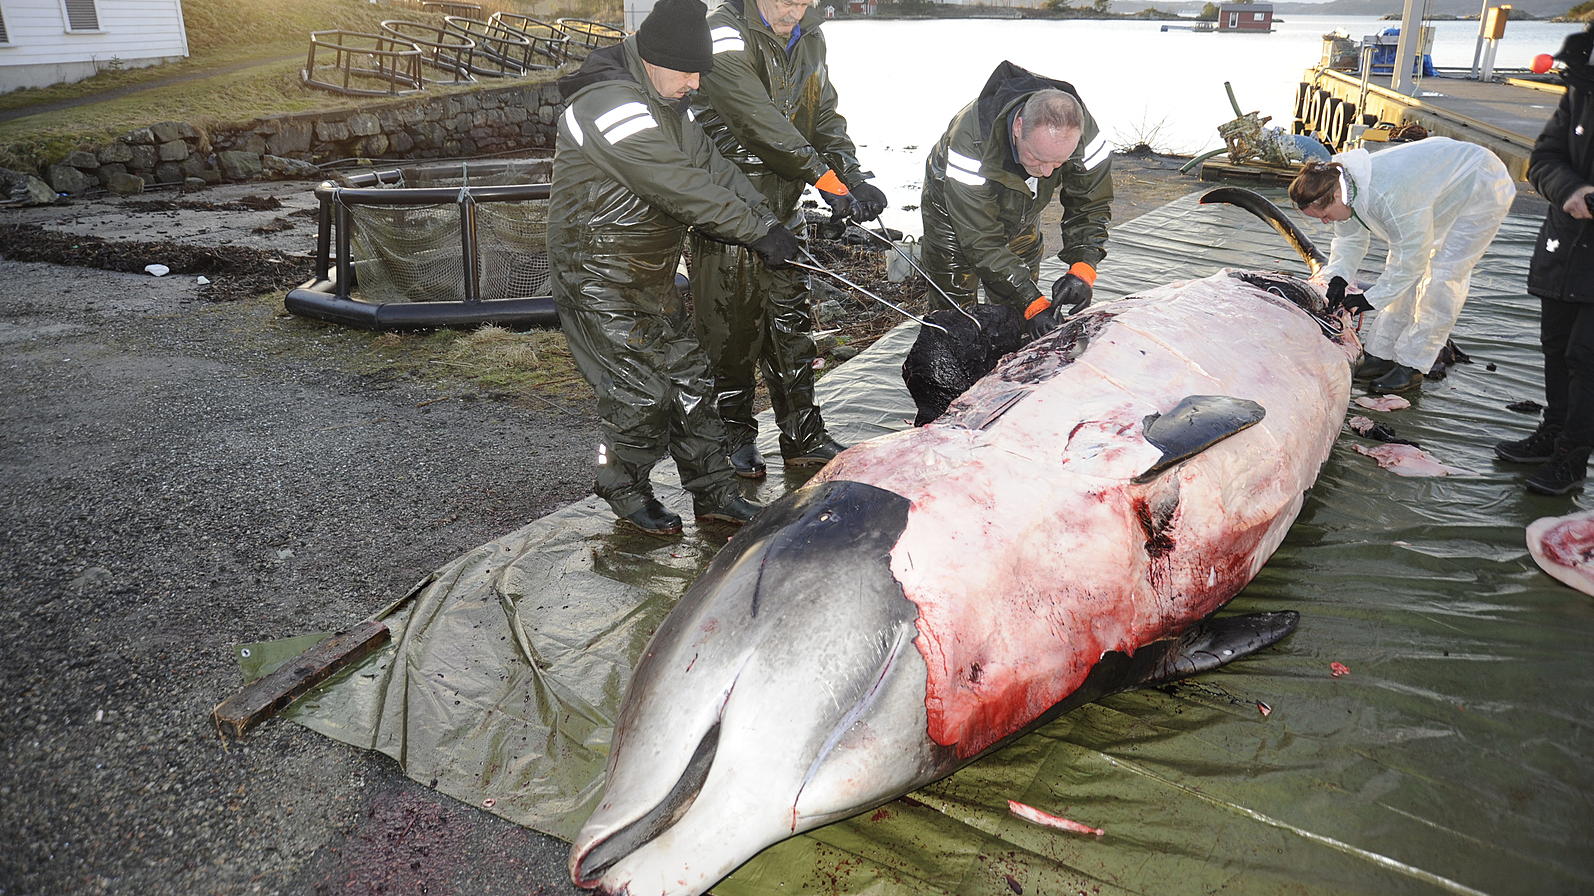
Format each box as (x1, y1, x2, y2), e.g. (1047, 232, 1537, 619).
(1319, 138, 1516, 371)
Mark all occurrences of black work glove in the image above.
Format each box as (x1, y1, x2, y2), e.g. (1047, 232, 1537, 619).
(1325, 276, 1372, 314)
(820, 189, 858, 221)
(1050, 272, 1093, 315)
(849, 182, 888, 222)
(750, 223, 800, 269)
(1025, 303, 1065, 339)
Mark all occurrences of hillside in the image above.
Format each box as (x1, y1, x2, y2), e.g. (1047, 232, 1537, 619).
(0, 0, 617, 170)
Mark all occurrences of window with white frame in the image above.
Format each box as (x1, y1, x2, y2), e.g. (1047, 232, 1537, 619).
(0, 3, 11, 44)
(62, 0, 100, 32)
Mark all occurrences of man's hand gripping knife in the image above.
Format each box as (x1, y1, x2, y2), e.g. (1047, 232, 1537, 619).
(1024, 262, 1097, 333)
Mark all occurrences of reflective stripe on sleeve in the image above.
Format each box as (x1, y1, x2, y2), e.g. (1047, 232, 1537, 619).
(562, 105, 583, 146)
(711, 25, 745, 53)
(596, 101, 649, 131)
(604, 114, 658, 144)
(1080, 132, 1110, 170)
(945, 149, 986, 187)
(593, 101, 657, 144)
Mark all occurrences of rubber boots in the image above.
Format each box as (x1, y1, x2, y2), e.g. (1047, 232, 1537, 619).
(1353, 354, 1397, 383)
(694, 490, 764, 526)
(784, 437, 847, 468)
(619, 498, 684, 536)
(728, 442, 767, 480)
(1368, 364, 1424, 395)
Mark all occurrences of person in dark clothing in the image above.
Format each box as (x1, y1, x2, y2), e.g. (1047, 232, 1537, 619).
(686, 0, 885, 480)
(920, 61, 1114, 333)
(1494, 24, 1594, 496)
(547, 0, 799, 534)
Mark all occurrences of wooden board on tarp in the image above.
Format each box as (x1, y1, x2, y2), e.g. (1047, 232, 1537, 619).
(211, 620, 390, 742)
(1198, 158, 1302, 186)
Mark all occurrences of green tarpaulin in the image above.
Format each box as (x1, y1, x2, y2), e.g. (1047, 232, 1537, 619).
(281, 191, 1593, 896)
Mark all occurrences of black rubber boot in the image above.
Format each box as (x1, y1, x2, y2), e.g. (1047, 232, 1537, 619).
(1369, 364, 1424, 395)
(1525, 441, 1591, 496)
(694, 491, 764, 526)
(784, 437, 847, 468)
(618, 498, 683, 536)
(728, 442, 767, 480)
(1494, 421, 1562, 465)
(1353, 354, 1396, 383)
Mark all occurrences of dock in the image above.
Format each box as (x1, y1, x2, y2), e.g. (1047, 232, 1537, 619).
(1293, 65, 1563, 178)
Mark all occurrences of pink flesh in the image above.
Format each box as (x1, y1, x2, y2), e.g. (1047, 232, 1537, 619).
(1007, 799, 1104, 837)
(1351, 443, 1466, 477)
(1527, 510, 1594, 598)
(1353, 395, 1412, 412)
(814, 273, 1357, 758)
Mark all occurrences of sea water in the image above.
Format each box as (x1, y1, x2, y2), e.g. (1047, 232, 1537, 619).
(818, 15, 1581, 234)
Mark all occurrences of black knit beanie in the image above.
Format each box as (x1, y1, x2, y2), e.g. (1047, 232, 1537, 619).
(636, 0, 713, 74)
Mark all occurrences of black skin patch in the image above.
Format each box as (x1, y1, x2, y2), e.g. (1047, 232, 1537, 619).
(902, 305, 1028, 426)
(903, 307, 1109, 427)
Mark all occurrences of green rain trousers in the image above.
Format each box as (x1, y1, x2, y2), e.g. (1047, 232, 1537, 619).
(549, 40, 777, 516)
(688, 0, 865, 457)
(557, 289, 743, 518)
(690, 174, 825, 456)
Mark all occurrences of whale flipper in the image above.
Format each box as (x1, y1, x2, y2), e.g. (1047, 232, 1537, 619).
(1013, 611, 1301, 739)
(1136, 395, 1266, 482)
(1124, 610, 1301, 686)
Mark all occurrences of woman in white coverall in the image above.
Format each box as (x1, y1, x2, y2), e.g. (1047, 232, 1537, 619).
(1289, 137, 1516, 394)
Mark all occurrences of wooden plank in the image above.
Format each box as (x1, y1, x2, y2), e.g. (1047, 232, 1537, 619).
(1198, 158, 1301, 186)
(211, 620, 390, 742)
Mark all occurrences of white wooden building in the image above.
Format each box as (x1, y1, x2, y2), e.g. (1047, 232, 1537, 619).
(0, 0, 190, 93)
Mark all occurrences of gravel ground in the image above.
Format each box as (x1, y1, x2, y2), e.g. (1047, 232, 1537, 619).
(0, 154, 1199, 896)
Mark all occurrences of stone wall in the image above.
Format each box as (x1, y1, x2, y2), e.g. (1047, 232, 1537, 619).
(24, 81, 563, 199)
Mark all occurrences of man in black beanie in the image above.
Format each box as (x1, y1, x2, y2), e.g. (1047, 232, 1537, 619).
(545, 0, 802, 535)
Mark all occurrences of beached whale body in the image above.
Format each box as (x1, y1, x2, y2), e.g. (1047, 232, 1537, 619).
(569, 269, 1361, 896)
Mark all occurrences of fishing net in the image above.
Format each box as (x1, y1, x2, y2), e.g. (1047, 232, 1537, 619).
(341, 158, 551, 305)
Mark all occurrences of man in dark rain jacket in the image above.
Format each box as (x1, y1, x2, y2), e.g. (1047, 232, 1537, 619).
(921, 61, 1113, 331)
(1493, 24, 1594, 495)
(686, 0, 888, 480)
(548, 0, 800, 535)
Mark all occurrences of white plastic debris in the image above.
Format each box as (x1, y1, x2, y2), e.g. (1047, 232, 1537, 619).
(196, 275, 211, 285)
(144, 264, 170, 277)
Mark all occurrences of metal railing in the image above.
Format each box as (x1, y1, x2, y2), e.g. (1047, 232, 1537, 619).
(443, 16, 538, 77)
(556, 18, 624, 59)
(302, 30, 424, 97)
(488, 12, 571, 69)
(380, 20, 477, 84)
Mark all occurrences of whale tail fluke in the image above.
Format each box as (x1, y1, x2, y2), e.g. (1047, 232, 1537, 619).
(1199, 187, 1328, 274)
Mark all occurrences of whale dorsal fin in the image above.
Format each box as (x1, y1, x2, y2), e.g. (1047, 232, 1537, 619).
(1134, 394, 1265, 483)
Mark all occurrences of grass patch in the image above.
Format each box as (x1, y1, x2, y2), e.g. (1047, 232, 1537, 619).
(0, 0, 617, 169)
(213, 291, 594, 411)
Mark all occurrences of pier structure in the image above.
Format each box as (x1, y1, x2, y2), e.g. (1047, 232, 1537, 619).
(1293, 65, 1562, 179)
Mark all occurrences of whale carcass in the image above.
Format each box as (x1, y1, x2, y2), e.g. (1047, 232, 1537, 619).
(569, 256, 1360, 893)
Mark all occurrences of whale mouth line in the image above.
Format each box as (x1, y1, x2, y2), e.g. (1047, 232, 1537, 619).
(572, 719, 722, 886)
